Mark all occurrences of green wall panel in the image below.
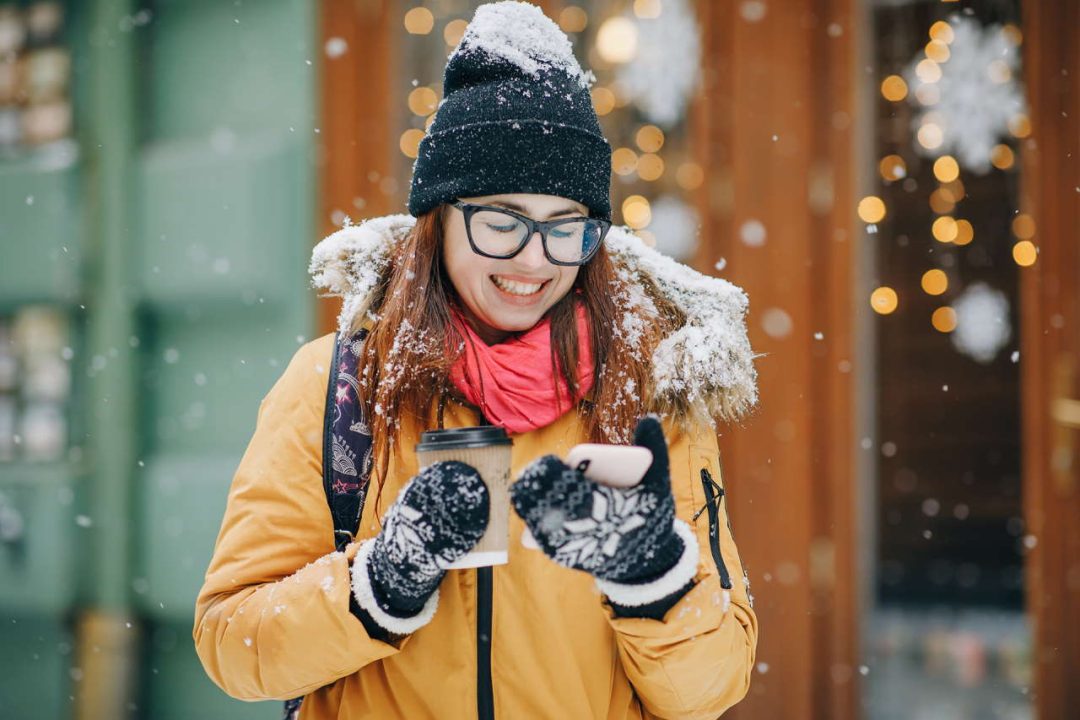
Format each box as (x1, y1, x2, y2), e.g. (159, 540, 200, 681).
(0, 151, 82, 308)
(135, 455, 245, 622)
(147, 0, 313, 140)
(137, 135, 308, 306)
(0, 467, 78, 614)
(144, 620, 274, 720)
(0, 614, 74, 720)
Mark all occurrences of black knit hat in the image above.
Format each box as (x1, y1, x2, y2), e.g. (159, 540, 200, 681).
(407, 1, 612, 220)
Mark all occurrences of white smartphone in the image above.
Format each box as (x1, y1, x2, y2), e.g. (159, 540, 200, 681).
(565, 443, 653, 489)
(520, 443, 654, 550)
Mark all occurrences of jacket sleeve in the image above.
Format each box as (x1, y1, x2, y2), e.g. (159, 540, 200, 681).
(193, 335, 404, 701)
(604, 421, 757, 719)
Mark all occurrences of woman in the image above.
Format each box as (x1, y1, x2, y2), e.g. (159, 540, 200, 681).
(194, 3, 758, 718)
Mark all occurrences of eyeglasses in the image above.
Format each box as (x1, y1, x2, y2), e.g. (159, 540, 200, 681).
(451, 200, 610, 266)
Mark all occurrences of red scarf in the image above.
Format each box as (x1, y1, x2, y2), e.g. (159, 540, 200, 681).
(449, 304, 595, 434)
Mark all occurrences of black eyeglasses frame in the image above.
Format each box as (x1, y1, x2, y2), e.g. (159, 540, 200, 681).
(450, 200, 611, 267)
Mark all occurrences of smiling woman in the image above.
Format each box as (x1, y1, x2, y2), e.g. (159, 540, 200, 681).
(194, 3, 759, 719)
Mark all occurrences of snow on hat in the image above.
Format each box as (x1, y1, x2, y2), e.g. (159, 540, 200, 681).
(407, 1, 612, 220)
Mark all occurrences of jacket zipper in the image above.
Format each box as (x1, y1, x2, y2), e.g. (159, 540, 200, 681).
(700, 468, 733, 590)
(477, 567, 494, 720)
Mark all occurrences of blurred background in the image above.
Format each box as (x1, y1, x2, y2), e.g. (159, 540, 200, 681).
(0, 0, 1075, 718)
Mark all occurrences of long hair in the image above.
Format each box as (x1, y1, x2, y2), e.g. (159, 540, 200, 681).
(356, 207, 683, 514)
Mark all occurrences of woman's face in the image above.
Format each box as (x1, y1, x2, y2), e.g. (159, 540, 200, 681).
(442, 193, 587, 344)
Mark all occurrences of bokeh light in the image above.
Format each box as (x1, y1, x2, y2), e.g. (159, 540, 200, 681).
(404, 7, 434, 34)
(921, 269, 948, 296)
(871, 287, 899, 315)
(1013, 240, 1037, 266)
(881, 75, 908, 102)
(858, 196, 886, 223)
(932, 307, 957, 333)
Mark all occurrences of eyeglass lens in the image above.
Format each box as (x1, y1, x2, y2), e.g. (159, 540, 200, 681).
(468, 209, 602, 263)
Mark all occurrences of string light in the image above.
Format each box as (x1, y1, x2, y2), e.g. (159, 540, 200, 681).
(404, 7, 434, 34)
(953, 219, 974, 246)
(591, 87, 616, 116)
(399, 129, 425, 158)
(558, 6, 588, 33)
(879, 155, 907, 181)
(881, 75, 908, 102)
(1012, 241, 1037, 266)
(871, 287, 899, 315)
(933, 156, 960, 182)
(635, 125, 665, 153)
(858, 196, 886, 223)
(917, 122, 944, 150)
(676, 162, 704, 190)
(597, 17, 638, 63)
(921, 269, 948, 296)
(622, 195, 652, 229)
(1008, 114, 1031, 138)
(612, 148, 638, 176)
(1011, 214, 1036, 239)
(638, 153, 665, 181)
(444, 19, 468, 47)
(990, 144, 1015, 169)
(929, 21, 955, 43)
(932, 307, 957, 333)
(932, 216, 958, 243)
(633, 0, 662, 18)
(407, 87, 438, 116)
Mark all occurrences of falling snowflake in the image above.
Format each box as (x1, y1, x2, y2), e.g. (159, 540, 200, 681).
(951, 282, 1011, 363)
(904, 15, 1026, 173)
(615, 0, 701, 128)
(647, 195, 699, 261)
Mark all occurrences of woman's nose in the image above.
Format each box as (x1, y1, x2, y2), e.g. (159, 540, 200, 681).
(514, 231, 548, 269)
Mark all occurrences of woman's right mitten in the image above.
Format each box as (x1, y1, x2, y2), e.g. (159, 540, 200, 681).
(351, 460, 489, 635)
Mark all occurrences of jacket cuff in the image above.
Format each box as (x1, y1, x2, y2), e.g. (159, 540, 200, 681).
(595, 519, 699, 607)
(351, 539, 439, 636)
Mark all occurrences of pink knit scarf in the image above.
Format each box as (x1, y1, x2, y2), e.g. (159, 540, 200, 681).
(449, 304, 594, 434)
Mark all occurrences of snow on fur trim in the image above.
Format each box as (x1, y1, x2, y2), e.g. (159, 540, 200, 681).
(351, 538, 439, 636)
(605, 226, 758, 422)
(309, 215, 757, 421)
(595, 519, 700, 607)
(308, 214, 416, 336)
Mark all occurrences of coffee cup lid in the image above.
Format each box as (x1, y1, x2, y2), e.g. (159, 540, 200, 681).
(416, 425, 513, 451)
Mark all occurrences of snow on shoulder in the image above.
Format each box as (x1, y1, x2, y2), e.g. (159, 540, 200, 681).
(451, 1, 595, 89)
(310, 215, 758, 423)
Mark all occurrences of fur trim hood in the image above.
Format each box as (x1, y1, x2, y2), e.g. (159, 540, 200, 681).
(310, 214, 758, 424)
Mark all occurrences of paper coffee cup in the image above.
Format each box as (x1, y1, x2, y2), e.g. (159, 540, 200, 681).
(415, 426, 513, 569)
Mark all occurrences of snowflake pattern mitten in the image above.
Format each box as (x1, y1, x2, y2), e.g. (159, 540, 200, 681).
(351, 460, 489, 635)
(510, 417, 699, 612)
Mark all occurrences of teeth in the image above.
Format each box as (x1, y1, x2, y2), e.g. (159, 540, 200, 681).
(492, 275, 544, 296)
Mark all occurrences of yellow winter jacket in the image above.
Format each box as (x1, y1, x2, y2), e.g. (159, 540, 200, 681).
(194, 331, 756, 719)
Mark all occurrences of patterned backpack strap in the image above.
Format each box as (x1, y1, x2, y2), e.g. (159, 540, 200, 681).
(323, 329, 374, 551)
(282, 330, 375, 720)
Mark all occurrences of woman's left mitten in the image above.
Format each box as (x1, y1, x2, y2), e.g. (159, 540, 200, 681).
(511, 417, 699, 611)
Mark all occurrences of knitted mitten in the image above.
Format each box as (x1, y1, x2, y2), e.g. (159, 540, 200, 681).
(352, 461, 488, 635)
(510, 417, 698, 611)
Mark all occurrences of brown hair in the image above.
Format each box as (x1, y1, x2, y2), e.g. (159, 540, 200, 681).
(356, 207, 683, 514)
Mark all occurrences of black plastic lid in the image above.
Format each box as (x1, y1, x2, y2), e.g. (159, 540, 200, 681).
(416, 425, 513, 451)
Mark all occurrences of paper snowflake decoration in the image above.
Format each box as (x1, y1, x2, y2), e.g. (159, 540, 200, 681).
(904, 15, 1027, 173)
(950, 282, 1012, 364)
(615, 0, 701, 129)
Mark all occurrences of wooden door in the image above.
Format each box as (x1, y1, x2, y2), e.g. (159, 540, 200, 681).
(1019, 1, 1080, 717)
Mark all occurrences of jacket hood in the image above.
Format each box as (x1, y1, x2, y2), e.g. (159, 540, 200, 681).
(310, 214, 758, 424)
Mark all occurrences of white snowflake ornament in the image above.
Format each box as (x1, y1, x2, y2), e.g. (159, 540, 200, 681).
(904, 15, 1027, 173)
(950, 281, 1012, 363)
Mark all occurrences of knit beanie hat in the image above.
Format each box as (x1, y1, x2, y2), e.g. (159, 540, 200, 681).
(407, 1, 612, 220)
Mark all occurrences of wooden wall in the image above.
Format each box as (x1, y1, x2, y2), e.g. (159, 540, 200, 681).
(1019, 0, 1080, 717)
(691, 1, 860, 718)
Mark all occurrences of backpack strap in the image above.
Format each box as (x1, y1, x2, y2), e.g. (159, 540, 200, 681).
(321, 329, 374, 552)
(285, 330, 376, 718)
